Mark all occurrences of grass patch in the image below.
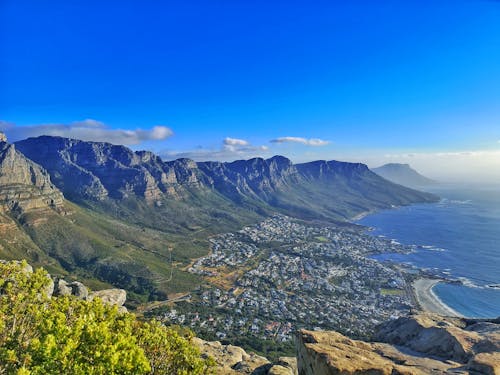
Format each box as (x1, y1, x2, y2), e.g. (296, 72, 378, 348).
(380, 288, 405, 296)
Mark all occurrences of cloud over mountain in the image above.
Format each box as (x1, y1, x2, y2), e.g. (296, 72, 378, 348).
(0, 119, 173, 145)
(270, 137, 330, 146)
(162, 137, 269, 161)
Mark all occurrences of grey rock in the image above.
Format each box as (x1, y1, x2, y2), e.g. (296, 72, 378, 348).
(267, 365, 293, 375)
(44, 274, 54, 297)
(276, 357, 297, 375)
(0, 140, 64, 217)
(54, 279, 72, 296)
(67, 281, 88, 299)
(89, 288, 127, 307)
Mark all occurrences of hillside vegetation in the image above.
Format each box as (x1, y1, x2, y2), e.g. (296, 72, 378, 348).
(0, 260, 214, 374)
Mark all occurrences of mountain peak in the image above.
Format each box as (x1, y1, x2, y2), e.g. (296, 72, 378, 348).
(0, 140, 65, 219)
(372, 163, 436, 187)
(0, 132, 6, 143)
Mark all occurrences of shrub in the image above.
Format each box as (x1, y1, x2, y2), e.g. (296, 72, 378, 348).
(0, 260, 214, 374)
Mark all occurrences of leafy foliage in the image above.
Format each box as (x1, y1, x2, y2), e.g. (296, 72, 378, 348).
(0, 261, 214, 374)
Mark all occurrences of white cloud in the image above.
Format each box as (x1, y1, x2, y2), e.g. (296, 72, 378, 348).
(223, 137, 249, 146)
(0, 119, 173, 145)
(270, 136, 330, 146)
(162, 138, 269, 162)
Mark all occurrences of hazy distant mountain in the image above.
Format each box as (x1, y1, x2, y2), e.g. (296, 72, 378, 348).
(7, 135, 438, 300)
(372, 163, 436, 188)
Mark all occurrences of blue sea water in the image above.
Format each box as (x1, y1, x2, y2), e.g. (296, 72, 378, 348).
(357, 184, 500, 318)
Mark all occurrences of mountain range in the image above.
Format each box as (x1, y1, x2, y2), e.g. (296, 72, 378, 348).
(1, 133, 438, 302)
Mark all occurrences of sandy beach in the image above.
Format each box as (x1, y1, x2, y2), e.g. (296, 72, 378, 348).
(413, 278, 463, 317)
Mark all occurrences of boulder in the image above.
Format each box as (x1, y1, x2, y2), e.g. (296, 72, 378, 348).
(297, 329, 429, 375)
(377, 313, 480, 362)
(67, 281, 88, 299)
(44, 274, 54, 297)
(192, 337, 270, 374)
(296, 314, 500, 375)
(467, 352, 500, 375)
(268, 365, 293, 375)
(276, 357, 297, 375)
(54, 279, 72, 296)
(89, 289, 127, 307)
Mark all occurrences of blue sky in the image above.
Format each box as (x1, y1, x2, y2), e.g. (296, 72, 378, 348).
(1, 1, 500, 181)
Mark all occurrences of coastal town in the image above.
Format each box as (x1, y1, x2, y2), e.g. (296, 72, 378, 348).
(150, 215, 421, 347)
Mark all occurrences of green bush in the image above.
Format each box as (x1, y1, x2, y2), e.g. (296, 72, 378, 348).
(0, 260, 214, 374)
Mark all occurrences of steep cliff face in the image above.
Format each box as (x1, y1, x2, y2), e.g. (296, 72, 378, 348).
(0, 135, 64, 218)
(198, 155, 300, 201)
(297, 314, 500, 375)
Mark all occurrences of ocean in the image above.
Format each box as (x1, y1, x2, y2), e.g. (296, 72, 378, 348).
(357, 184, 500, 318)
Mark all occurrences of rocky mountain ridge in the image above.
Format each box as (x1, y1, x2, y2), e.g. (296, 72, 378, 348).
(16, 135, 438, 221)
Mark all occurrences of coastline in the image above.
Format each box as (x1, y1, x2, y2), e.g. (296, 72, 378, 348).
(413, 278, 462, 317)
(351, 210, 374, 222)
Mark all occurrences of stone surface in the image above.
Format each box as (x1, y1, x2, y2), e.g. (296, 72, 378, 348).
(467, 352, 500, 375)
(276, 357, 297, 375)
(377, 313, 488, 363)
(267, 365, 293, 375)
(67, 281, 88, 299)
(54, 279, 72, 296)
(192, 337, 270, 374)
(297, 314, 500, 375)
(297, 329, 427, 375)
(89, 288, 127, 307)
(0, 140, 65, 219)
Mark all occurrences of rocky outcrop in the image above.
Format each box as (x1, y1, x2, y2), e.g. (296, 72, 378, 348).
(0, 136, 65, 219)
(53, 276, 127, 311)
(267, 358, 297, 375)
(377, 313, 498, 364)
(297, 314, 500, 375)
(192, 338, 298, 375)
(468, 352, 500, 375)
(3, 260, 127, 311)
(89, 288, 127, 307)
(192, 338, 271, 374)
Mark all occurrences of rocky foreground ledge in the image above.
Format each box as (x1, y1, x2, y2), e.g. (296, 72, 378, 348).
(297, 313, 499, 375)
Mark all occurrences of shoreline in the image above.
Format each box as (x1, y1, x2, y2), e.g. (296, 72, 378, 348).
(413, 278, 463, 317)
(350, 210, 374, 222)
